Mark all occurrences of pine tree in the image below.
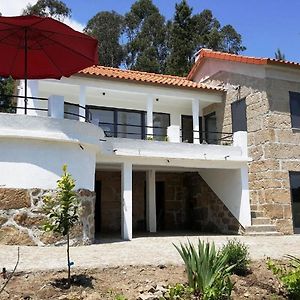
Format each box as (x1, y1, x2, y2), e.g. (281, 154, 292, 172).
(85, 11, 124, 67)
(123, 0, 167, 73)
(165, 0, 195, 76)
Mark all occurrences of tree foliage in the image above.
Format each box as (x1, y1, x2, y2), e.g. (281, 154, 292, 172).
(0, 77, 15, 113)
(43, 165, 80, 288)
(275, 48, 286, 61)
(23, 0, 71, 20)
(84, 11, 124, 67)
(123, 0, 168, 73)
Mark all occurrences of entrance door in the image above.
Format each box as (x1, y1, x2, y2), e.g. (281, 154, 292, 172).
(289, 172, 300, 232)
(181, 115, 202, 143)
(156, 182, 165, 231)
(94, 181, 102, 234)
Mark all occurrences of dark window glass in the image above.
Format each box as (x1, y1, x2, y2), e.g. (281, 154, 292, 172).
(289, 172, 300, 229)
(153, 113, 170, 141)
(204, 112, 217, 144)
(231, 98, 247, 132)
(181, 115, 202, 143)
(64, 103, 79, 120)
(290, 92, 300, 128)
(117, 110, 143, 139)
(90, 108, 115, 137)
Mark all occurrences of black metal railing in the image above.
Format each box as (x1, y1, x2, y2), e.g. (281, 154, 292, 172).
(181, 129, 233, 145)
(98, 121, 168, 141)
(0, 94, 92, 123)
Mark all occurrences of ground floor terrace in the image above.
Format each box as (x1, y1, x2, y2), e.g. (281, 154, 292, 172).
(94, 168, 243, 240)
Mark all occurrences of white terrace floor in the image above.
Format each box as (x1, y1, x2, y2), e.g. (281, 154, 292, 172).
(1, 235, 300, 272)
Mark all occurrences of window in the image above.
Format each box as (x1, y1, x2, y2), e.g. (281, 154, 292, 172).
(289, 172, 300, 229)
(181, 115, 202, 143)
(204, 112, 217, 144)
(64, 102, 79, 120)
(89, 108, 115, 136)
(153, 113, 170, 141)
(231, 98, 247, 132)
(117, 110, 144, 139)
(289, 92, 300, 128)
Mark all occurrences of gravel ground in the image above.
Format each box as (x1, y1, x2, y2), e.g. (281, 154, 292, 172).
(1, 234, 300, 272)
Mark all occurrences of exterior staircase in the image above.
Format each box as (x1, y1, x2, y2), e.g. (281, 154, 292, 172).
(244, 205, 283, 236)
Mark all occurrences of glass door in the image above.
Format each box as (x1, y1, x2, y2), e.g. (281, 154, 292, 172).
(290, 172, 300, 232)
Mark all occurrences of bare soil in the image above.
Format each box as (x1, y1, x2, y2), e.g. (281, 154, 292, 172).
(0, 261, 286, 300)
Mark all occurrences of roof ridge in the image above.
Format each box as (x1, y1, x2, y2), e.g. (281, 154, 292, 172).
(91, 65, 189, 80)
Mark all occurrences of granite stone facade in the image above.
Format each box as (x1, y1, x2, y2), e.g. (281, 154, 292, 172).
(203, 71, 299, 234)
(0, 188, 95, 246)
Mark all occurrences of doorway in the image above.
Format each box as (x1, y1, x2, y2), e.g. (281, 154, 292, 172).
(181, 115, 202, 143)
(289, 172, 300, 233)
(94, 180, 101, 234)
(156, 181, 165, 231)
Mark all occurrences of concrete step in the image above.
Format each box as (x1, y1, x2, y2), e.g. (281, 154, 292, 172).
(244, 231, 283, 236)
(251, 217, 272, 225)
(245, 224, 278, 233)
(251, 211, 264, 218)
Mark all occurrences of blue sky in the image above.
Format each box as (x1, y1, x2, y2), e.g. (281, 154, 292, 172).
(2, 0, 300, 62)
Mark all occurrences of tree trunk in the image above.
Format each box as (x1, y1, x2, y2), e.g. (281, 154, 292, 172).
(67, 233, 71, 288)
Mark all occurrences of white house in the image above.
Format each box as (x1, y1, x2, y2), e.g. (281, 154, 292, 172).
(0, 63, 252, 245)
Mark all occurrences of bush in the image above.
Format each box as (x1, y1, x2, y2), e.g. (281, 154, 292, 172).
(220, 239, 250, 275)
(174, 239, 234, 300)
(164, 283, 193, 300)
(267, 255, 300, 299)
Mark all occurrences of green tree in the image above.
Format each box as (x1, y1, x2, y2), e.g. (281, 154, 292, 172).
(218, 25, 246, 54)
(275, 48, 286, 60)
(43, 165, 80, 288)
(123, 0, 168, 73)
(0, 77, 15, 113)
(23, 0, 71, 20)
(84, 11, 124, 67)
(165, 0, 195, 76)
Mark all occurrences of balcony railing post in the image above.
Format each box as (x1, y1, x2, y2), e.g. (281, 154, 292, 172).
(146, 95, 153, 138)
(79, 85, 86, 122)
(192, 99, 200, 144)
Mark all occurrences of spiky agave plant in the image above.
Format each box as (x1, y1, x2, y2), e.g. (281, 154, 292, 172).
(174, 239, 234, 300)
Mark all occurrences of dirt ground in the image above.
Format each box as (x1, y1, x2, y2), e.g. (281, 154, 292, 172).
(0, 261, 286, 300)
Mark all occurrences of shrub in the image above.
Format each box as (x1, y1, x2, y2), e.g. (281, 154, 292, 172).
(165, 283, 193, 300)
(220, 239, 250, 275)
(267, 255, 300, 299)
(174, 239, 234, 300)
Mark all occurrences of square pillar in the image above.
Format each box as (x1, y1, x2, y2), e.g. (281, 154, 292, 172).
(121, 162, 132, 241)
(146, 95, 153, 138)
(79, 85, 86, 122)
(146, 170, 156, 232)
(48, 95, 64, 119)
(192, 99, 200, 144)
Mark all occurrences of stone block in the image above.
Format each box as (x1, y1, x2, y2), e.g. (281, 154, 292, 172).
(14, 212, 44, 228)
(0, 226, 35, 246)
(0, 189, 30, 210)
(265, 189, 291, 204)
(261, 204, 284, 219)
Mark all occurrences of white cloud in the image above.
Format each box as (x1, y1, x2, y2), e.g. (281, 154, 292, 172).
(0, 0, 37, 16)
(0, 0, 85, 32)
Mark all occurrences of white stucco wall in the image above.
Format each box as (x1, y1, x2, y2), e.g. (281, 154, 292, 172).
(0, 114, 104, 190)
(199, 167, 251, 228)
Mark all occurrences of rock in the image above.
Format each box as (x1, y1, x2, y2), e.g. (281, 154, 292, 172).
(158, 264, 166, 269)
(0, 189, 31, 210)
(85, 292, 102, 300)
(40, 231, 62, 245)
(147, 286, 156, 293)
(137, 293, 157, 300)
(244, 292, 250, 298)
(0, 226, 35, 246)
(0, 215, 8, 226)
(14, 212, 44, 228)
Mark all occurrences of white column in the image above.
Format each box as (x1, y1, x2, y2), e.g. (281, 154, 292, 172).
(146, 95, 153, 139)
(48, 95, 64, 119)
(233, 131, 248, 157)
(146, 170, 156, 232)
(192, 99, 200, 144)
(17, 80, 40, 116)
(79, 85, 86, 122)
(121, 162, 133, 241)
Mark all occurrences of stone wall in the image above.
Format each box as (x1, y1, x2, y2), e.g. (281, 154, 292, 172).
(203, 71, 296, 234)
(0, 188, 95, 246)
(95, 170, 240, 235)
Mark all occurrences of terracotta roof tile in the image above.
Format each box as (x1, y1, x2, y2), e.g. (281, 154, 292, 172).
(78, 65, 224, 92)
(188, 49, 300, 79)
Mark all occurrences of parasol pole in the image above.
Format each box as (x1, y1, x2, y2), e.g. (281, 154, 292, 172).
(24, 27, 28, 115)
